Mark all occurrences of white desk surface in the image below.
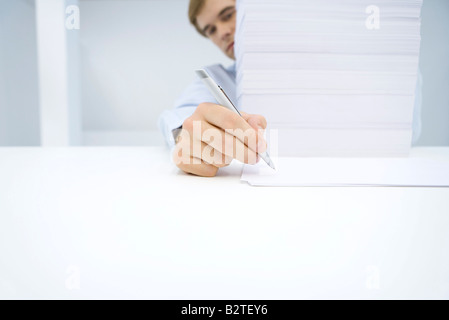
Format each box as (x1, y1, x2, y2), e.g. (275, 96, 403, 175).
(0, 147, 448, 299)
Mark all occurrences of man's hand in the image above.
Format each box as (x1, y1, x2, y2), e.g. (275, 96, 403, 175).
(172, 102, 268, 177)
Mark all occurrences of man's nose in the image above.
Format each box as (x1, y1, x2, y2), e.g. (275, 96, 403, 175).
(217, 22, 233, 41)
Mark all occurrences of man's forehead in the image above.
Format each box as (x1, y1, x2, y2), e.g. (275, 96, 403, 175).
(196, 0, 236, 28)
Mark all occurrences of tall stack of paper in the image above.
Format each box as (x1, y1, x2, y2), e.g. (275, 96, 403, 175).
(235, 0, 423, 157)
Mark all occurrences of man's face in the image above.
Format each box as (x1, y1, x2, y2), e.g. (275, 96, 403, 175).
(196, 0, 237, 60)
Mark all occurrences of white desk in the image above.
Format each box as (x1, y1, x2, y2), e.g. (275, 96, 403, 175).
(0, 147, 448, 299)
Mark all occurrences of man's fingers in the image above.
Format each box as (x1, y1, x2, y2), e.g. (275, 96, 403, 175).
(176, 156, 219, 177)
(193, 121, 259, 165)
(197, 103, 266, 153)
(241, 111, 267, 130)
(173, 131, 232, 169)
(246, 115, 267, 131)
(176, 124, 258, 165)
(240, 111, 250, 119)
(198, 103, 250, 132)
(193, 140, 233, 168)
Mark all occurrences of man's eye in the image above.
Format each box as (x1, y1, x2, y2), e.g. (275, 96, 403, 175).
(223, 11, 235, 21)
(207, 27, 216, 36)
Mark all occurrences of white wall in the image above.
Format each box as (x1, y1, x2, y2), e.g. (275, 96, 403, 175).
(0, 0, 40, 146)
(66, 0, 82, 145)
(35, 0, 82, 146)
(79, 0, 232, 144)
(0, 32, 6, 146)
(417, 0, 449, 146)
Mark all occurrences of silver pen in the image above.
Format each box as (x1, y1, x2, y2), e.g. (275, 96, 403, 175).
(195, 69, 275, 170)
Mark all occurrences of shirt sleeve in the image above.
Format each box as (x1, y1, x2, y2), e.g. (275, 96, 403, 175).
(157, 78, 216, 148)
(411, 69, 423, 145)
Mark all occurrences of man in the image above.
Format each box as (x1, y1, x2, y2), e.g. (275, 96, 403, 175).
(158, 0, 422, 177)
(158, 0, 267, 177)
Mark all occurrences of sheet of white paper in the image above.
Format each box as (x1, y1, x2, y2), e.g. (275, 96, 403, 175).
(241, 157, 449, 187)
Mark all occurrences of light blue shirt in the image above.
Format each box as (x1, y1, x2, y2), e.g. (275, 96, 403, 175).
(158, 63, 422, 148)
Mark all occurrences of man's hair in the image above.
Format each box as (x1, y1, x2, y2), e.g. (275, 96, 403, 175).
(189, 0, 207, 37)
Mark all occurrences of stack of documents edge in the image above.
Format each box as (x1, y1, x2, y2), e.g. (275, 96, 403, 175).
(235, 0, 423, 157)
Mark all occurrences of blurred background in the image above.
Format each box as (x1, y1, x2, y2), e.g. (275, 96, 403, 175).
(0, 0, 447, 147)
